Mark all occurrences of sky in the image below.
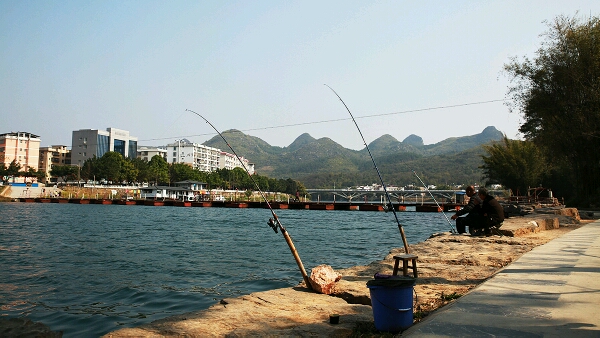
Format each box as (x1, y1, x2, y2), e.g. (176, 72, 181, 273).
(1, 1, 598, 151)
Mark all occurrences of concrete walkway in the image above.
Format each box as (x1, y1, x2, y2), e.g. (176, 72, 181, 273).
(403, 220, 600, 337)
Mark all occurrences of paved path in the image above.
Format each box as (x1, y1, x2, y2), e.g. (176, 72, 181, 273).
(403, 220, 600, 337)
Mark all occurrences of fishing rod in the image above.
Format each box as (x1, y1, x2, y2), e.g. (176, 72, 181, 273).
(185, 109, 312, 290)
(412, 170, 457, 233)
(324, 85, 411, 254)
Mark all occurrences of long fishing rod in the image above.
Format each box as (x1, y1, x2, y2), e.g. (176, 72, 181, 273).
(186, 109, 312, 290)
(325, 85, 411, 254)
(412, 171, 456, 233)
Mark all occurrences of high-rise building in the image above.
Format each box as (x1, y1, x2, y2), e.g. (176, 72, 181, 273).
(38, 145, 71, 183)
(0, 131, 41, 171)
(165, 139, 220, 172)
(71, 128, 138, 166)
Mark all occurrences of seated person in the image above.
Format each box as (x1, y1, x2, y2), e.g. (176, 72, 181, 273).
(451, 185, 481, 234)
(470, 188, 505, 236)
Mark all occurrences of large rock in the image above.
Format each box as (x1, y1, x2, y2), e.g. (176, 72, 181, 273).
(309, 264, 342, 295)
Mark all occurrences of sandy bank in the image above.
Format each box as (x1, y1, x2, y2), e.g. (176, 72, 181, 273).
(100, 207, 584, 337)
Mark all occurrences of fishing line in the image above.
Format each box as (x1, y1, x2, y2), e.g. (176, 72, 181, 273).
(324, 85, 411, 254)
(186, 109, 312, 290)
(412, 171, 457, 233)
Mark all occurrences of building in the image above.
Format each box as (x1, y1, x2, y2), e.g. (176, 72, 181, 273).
(0, 131, 41, 172)
(38, 145, 71, 183)
(71, 128, 138, 166)
(165, 139, 220, 172)
(219, 151, 255, 174)
(137, 146, 167, 161)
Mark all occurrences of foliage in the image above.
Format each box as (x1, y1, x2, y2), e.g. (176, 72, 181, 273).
(147, 155, 170, 185)
(6, 160, 21, 177)
(202, 127, 503, 189)
(50, 165, 78, 183)
(504, 14, 600, 205)
(480, 137, 549, 196)
(53, 152, 306, 196)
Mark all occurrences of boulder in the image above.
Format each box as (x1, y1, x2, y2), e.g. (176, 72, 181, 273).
(309, 264, 342, 295)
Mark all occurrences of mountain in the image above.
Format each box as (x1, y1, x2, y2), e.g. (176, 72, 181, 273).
(403, 134, 424, 147)
(202, 126, 504, 187)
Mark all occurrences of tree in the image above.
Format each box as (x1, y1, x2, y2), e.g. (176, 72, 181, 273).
(130, 157, 149, 183)
(4, 160, 22, 180)
(169, 163, 202, 182)
(50, 165, 78, 183)
(120, 159, 139, 184)
(147, 155, 169, 185)
(97, 152, 124, 182)
(480, 137, 548, 196)
(504, 14, 600, 204)
(80, 156, 99, 181)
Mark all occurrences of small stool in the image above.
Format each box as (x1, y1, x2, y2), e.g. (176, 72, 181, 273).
(392, 254, 418, 278)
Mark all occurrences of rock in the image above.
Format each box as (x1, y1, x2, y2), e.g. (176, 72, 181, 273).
(309, 264, 342, 295)
(0, 318, 62, 338)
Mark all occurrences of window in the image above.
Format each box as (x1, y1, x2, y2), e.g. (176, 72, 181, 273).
(114, 139, 125, 156)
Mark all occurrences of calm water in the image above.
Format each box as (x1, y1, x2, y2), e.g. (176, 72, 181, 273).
(0, 202, 453, 337)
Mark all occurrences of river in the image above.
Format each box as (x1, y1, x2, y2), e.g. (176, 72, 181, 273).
(0, 202, 453, 337)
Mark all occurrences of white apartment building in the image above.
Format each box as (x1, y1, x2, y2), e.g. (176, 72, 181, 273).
(71, 128, 138, 166)
(137, 146, 167, 161)
(219, 151, 255, 174)
(39, 145, 71, 183)
(166, 139, 220, 172)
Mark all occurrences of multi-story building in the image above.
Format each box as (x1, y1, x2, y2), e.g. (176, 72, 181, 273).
(137, 146, 167, 162)
(219, 151, 255, 174)
(71, 128, 138, 166)
(38, 145, 71, 183)
(0, 131, 41, 172)
(165, 139, 220, 172)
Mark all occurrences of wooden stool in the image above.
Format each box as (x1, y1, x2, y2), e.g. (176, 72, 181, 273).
(392, 254, 418, 278)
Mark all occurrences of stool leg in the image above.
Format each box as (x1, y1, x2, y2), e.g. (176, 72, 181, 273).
(393, 259, 400, 276)
(412, 259, 418, 278)
(403, 260, 409, 276)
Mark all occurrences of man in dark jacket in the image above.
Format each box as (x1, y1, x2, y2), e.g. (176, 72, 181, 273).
(451, 185, 481, 234)
(476, 187, 505, 236)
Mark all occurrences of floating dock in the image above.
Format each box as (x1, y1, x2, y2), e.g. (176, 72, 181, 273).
(15, 198, 463, 212)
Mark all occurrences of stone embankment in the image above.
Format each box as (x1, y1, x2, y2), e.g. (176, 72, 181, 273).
(101, 207, 584, 337)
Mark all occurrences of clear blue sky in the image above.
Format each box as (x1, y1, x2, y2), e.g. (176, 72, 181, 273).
(1, 1, 597, 150)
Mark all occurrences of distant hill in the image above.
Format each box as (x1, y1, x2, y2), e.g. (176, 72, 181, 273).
(203, 126, 504, 188)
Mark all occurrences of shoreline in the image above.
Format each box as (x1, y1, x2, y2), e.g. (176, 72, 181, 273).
(97, 207, 586, 337)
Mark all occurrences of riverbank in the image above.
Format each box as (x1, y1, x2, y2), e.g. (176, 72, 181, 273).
(99, 207, 585, 337)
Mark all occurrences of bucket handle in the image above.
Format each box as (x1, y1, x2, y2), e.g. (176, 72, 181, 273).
(373, 295, 412, 312)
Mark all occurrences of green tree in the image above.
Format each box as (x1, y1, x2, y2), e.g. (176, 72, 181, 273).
(6, 160, 22, 177)
(504, 14, 600, 204)
(50, 165, 78, 183)
(480, 137, 548, 196)
(169, 163, 202, 182)
(130, 157, 149, 183)
(97, 152, 124, 183)
(120, 159, 139, 183)
(148, 155, 169, 185)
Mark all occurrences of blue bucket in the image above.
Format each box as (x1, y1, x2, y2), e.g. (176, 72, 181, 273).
(367, 277, 416, 332)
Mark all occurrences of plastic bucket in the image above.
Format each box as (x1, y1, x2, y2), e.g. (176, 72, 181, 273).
(367, 277, 416, 332)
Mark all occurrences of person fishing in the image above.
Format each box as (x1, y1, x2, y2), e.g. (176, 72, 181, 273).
(451, 185, 482, 234)
(476, 187, 505, 236)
